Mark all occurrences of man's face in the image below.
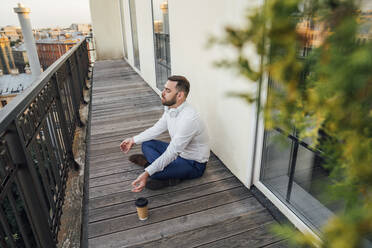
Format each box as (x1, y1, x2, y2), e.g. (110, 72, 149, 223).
(161, 80, 179, 106)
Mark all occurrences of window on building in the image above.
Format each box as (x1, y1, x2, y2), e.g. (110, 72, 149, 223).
(129, 0, 140, 70)
(151, 0, 171, 90)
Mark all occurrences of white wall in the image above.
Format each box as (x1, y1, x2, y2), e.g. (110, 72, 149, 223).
(89, 0, 124, 60)
(168, 0, 264, 186)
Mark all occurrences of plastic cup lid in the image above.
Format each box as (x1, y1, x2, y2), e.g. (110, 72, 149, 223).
(135, 197, 148, 207)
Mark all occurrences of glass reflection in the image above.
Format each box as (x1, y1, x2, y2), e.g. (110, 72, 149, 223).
(151, 0, 171, 90)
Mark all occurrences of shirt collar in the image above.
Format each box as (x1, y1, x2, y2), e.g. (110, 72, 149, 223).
(164, 101, 187, 118)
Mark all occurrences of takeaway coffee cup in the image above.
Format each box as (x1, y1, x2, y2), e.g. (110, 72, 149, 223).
(135, 197, 148, 220)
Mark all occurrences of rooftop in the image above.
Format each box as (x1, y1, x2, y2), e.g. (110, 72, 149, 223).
(12, 43, 26, 51)
(36, 35, 85, 44)
(84, 59, 288, 247)
(0, 73, 33, 95)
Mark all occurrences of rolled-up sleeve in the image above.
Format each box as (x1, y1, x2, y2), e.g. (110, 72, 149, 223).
(145, 117, 198, 176)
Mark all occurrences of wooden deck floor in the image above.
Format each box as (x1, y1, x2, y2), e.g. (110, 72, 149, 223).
(85, 60, 287, 247)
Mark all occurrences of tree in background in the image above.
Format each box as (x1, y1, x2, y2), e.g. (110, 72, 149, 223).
(216, 0, 372, 247)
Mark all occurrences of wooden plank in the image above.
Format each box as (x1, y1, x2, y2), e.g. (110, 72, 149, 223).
(88, 198, 264, 248)
(91, 109, 162, 124)
(89, 154, 220, 179)
(89, 169, 143, 188)
(91, 91, 156, 103)
(134, 210, 274, 248)
(92, 90, 158, 100)
(88, 165, 233, 199)
(88, 133, 170, 157)
(88, 149, 217, 170)
(89, 155, 220, 179)
(90, 119, 162, 136)
(262, 240, 289, 248)
(91, 103, 162, 117)
(196, 223, 282, 248)
(88, 187, 252, 238)
(88, 142, 217, 165)
(91, 109, 162, 123)
(90, 117, 162, 135)
(88, 160, 231, 209)
(89, 177, 245, 222)
(89, 162, 142, 179)
(88, 126, 159, 143)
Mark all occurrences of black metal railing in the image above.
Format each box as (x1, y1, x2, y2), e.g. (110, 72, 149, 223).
(0, 38, 90, 247)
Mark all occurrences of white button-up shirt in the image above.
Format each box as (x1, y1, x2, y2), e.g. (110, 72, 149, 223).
(133, 102, 210, 176)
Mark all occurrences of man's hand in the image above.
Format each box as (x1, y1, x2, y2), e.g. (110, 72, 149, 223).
(131, 172, 149, 192)
(120, 137, 134, 153)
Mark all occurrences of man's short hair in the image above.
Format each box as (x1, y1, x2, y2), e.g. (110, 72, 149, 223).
(168, 75, 190, 97)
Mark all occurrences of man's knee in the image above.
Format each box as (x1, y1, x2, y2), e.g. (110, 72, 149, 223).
(141, 140, 156, 153)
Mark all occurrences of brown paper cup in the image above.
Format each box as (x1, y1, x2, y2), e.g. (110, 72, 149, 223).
(135, 198, 148, 221)
(136, 206, 148, 220)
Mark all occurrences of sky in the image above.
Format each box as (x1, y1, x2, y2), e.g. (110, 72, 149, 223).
(361, 0, 372, 11)
(0, 0, 91, 29)
(0, 0, 371, 29)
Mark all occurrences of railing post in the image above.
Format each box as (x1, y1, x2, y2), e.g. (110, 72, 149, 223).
(83, 40, 92, 84)
(66, 57, 84, 127)
(52, 75, 79, 170)
(73, 48, 88, 104)
(286, 132, 299, 202)
(4, 123, 55, 248)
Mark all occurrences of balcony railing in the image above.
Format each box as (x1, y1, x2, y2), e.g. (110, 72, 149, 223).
(0, 38, 89, 247)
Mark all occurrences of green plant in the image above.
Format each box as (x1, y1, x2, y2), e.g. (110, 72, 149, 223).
(216, 0, 372, 247)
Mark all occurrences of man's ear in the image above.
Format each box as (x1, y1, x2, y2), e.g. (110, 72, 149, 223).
(177, 91, 184, 99)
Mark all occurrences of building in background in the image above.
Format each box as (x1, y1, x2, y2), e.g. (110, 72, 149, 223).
(12, 43, 29, 73)
(0, 34, 16, 74)
(0, 22, 91, 108)
(0, 25, 22, 42)
(296, 18, 327, 56)
(358, 10, 372, 43)
(45, 28, 61, 39)
(36, 35, 84, 69)
(70, 23, 91, 35)
(33, 29, 49, 40)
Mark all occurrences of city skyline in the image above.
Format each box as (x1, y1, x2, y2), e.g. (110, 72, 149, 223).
(1, 0, 91, 28)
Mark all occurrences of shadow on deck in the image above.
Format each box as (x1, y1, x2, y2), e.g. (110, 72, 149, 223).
(84, 60, 288, 248)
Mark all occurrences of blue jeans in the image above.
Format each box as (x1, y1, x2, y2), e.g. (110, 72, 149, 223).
(142, 140, 206, 180)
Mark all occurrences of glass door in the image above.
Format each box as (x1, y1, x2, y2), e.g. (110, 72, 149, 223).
(258, 0, 372, 240)
(151, 0, 171, 90)
(119, 0, 128, 59)
(259, 17, 346, 234)
(129, 0, 140, 70)
(260, 125, 343, 232)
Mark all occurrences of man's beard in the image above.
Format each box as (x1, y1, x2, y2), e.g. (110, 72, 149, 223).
(162, 95, 177, 106)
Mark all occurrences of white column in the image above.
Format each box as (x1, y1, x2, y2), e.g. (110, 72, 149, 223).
(14, 3, 41, 80)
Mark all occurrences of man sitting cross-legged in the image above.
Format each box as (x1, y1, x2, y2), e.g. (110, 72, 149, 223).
(120, 75, 210, 192)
